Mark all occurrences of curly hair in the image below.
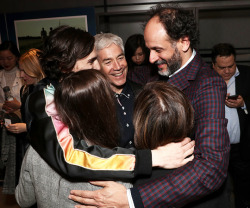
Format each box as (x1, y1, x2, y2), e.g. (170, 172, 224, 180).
(40, 25, 95, 80)
(147, 3, 199, 49)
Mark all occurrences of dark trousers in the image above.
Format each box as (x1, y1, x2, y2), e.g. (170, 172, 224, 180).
(229, 143, 250, 208)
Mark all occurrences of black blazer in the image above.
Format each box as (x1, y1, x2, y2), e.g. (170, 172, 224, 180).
(235, 65, 250, 160)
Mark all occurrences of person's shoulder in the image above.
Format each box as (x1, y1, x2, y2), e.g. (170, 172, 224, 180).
(193, 62, 226, 89)
(237, 64, 250, 73)
(29, 78, 57, 100)
(127, 80, 143, 88)
(27, 78, 55, 116)
(23, 146, 53, 176)
(127, 80, 143, 96)
(186, 52, 217, 80)
(33, 77, 57, 92)
(197, 62, 221, 79)
(23, 146, 38, 166)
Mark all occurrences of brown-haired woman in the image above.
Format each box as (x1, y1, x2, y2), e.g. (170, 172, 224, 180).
(54, 70, 119, 148)
(133, 81, 194, 185)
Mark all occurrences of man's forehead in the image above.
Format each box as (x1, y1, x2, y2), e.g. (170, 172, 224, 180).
(216, 55, 235, 63)
(145, 19, 169, 43)
(98, 45, 123, 59)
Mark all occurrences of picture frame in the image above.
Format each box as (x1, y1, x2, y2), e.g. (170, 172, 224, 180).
(5, 7, 96, 54)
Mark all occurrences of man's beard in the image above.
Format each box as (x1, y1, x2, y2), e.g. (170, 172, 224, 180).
(155, 47, 182, 77)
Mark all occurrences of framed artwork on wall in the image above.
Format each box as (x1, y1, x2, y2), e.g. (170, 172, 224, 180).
(4, 7, 96, 54)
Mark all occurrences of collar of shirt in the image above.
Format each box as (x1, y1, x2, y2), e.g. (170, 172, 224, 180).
(227, 67, 239, 97)
(227, 67, 239, 90)
(226, 67, 241, 144)
(114, 82, 132, 101)
(169, 49, 196, 78)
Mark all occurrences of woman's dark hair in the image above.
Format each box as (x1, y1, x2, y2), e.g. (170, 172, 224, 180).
(211, 43, 236, 64)
(0, 40, 20, 58)
(133, 82, 194, 149)
(40, 25, 95, 80)
(147, 3, 199, 49)
(125, 34, 149, 68)
(54, 70, 119, 148)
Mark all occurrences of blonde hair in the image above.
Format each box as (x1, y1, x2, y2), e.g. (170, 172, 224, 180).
(19, 48, 45, 83)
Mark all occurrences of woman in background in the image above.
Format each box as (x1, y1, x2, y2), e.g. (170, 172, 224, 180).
(6, 48, 45, 185)
(0, 41, 23, 196)
(6, 48, 45, 134)
(125, 34, 159, 85)
(0, 41, 23, 114)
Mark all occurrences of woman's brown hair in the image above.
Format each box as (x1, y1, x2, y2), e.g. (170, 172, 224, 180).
(54, 70, 119, 148)
(133, 81, 194, 149)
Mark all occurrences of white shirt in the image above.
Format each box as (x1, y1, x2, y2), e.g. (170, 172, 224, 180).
(225, 68, 241, 144)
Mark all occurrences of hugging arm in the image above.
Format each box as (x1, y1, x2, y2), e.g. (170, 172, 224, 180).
(26, 84, 194, 181)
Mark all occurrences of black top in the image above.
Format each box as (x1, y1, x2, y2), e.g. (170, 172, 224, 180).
(115, 81, 142, 148)
(20, 85, 34, 123)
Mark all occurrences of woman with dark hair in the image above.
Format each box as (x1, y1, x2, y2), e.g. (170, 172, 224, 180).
(133, 82, 194, 185)
(0, 41, 23, 114)
(125, 34, 159, 85)
(0, 41, 23, 197)
(134, 82, 194, 149)
(54, 70, 120, 148)
(15, 70, 132, 207)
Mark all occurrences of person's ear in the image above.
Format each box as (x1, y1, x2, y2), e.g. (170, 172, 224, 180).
(179, 36, 190, 53)
(212, 62, 215, 69)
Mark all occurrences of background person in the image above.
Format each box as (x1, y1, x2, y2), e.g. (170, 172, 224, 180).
(125, 33, 159, 85)
(0, 41, 23, 115)
(211, 43, 250, 208)
(5, 48, 45, 185)
(0, 40, 23, 195)
(6, 48, 45, 134)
